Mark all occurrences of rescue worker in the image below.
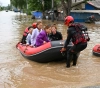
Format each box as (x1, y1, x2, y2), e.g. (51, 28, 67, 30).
(60, 16, 89, 68)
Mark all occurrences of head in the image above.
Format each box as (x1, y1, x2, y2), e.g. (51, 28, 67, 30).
(28, 26, 34, 34)
(44, 25, 51, 34)
(36, 21, 43, 30)
(32, 22, 37, 28)
(64, 16, 74, 26)
(91, 15, 94, 18)
(51, 24, 57, 34)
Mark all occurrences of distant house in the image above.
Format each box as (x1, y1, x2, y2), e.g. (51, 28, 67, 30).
(72, 0, 85, 10)
(70, 10, 100, 22)
(72, 0, 100, 10)
(70, 0, 100, 22)
(72, 0, 84, 3)
(85, 0, 100, 10)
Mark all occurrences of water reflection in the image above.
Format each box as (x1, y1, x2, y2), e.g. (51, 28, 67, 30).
(0, 11, 100, 88)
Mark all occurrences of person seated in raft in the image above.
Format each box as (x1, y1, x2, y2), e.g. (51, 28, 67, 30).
(20, 27, 29, 44)
(48, 24, 63, 41)
(35, 25, 51, 47)
(31, 21, 43, 47)
(20, 22, 37, 44)
(26, 26, 34, 45)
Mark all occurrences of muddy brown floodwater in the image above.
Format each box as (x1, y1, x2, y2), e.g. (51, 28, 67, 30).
(0, 11, 100, 88)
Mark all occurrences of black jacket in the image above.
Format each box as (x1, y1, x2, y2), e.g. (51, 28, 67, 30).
(49, 31, 62, 41)
(64, 26, 76, 48)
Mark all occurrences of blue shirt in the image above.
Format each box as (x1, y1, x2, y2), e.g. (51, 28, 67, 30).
(31, 28, 42, 46)
(36, 30, 50, 47)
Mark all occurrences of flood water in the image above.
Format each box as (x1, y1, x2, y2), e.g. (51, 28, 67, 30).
(0, 11, 100, 88)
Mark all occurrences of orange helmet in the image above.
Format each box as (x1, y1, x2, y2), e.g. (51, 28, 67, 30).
(32, 22, 37, 28)
(64, 16, 74, 26)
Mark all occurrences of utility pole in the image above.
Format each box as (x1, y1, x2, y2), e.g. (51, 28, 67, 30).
(51, 0, 54, 22)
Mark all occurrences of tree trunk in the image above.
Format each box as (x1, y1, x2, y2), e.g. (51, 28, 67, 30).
(42, 0, 45, 19)
(61, 0, 67, 16)
(61, 0, 72, 16)
(67, 0, 72, 16)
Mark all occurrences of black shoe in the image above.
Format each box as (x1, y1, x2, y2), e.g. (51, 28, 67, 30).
(73, 63, 76, 66)
(66, 65, 70, 68)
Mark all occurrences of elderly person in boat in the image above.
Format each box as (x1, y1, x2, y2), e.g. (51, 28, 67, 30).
(35, 24, 51, 47)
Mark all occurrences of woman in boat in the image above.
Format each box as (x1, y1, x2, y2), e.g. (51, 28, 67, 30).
(31, 21, 43, 47)
(48, 24, 63, 41)
(35, 24, 51, 47)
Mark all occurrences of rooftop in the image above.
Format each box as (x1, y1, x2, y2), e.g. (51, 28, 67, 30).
(87, 0, 100, 9)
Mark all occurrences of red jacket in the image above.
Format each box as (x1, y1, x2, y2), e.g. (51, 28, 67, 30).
(23, 27, 29, 36)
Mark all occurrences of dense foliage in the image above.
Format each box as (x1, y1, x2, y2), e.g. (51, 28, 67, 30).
(10, 0, 88, 16)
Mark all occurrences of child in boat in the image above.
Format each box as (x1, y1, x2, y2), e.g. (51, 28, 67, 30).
(26, 26, 34, 45)
(20, 22, 37, 44)
(35, 25, 51, 47)
(48, 24, 63, 41)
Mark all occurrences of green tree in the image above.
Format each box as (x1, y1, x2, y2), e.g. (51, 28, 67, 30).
(10, 0, 26, 12)
(28, 0, 52, 11)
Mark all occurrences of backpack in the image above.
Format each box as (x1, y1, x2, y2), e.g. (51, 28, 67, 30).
(71, 23, 90, 45)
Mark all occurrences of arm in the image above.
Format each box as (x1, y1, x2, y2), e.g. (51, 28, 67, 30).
(45, 36, 50, 42)
(44, 32, 50, 42)
(26, 34, 30, 45)
(37, 33, 44, 43)
(60, 28, 72, 53)
(64, 29, 72, 48)
(48, 33, 52, 41)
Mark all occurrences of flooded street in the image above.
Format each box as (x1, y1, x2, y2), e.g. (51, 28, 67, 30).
(0, 11, 100, 88)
